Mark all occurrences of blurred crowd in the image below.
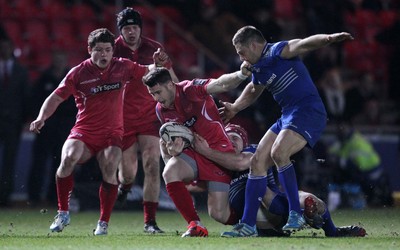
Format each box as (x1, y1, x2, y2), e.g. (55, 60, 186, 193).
(0, 0, 399, 208)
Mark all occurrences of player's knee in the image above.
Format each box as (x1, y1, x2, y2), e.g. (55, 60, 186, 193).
(270, 147, 288, 165)
(208, 208, 227, 224)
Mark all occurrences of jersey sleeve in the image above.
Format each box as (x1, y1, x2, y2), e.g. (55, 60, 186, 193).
(181, 79, 211, 101)
(54, 68, 77, 100)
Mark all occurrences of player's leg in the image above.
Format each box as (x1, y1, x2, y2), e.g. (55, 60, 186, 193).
(222, 130, 276, 237)
(117, 140, 139, 202)
(299, 191, 366, 237)
(95, 145, 122, 235)
(242, 130, 276, 225)
(50, 139, 91, 233)
(272, 129, 307, 231)
(138, 134, 163, 233)
(163, 154, 205, 237)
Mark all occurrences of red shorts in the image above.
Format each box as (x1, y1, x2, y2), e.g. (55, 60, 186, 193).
(68, 129, 123, 155)
(181, 147, 233, 184)
(122, 119, 161, 150)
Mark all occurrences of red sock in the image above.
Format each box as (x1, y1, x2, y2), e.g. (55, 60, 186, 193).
(99, 181, 118, 222)
(166, 181, 200, 223)
(56, 174, 74, 211)
(224, 207, 239, 225)
(143, 201, 158, 224)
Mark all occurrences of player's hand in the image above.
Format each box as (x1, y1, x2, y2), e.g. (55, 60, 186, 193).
(153, 48, 172, 69)
(166, 137, 185, 156)
(240, 61, 252, 76)
(192, 133, 211, 155)
(29, 119, 45, 134)
(218, 100, 238, 123)
(328, 32, 354, 43)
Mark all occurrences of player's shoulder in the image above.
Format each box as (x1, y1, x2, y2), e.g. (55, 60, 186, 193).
(141, 36, 164, 49)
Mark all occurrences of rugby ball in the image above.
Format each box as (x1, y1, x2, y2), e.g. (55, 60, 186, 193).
(159, 122, 194, 148)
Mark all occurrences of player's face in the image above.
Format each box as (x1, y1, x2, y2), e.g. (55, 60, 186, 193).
(89, 43, 114, 69)
(147, 81, 175, 108)
(121, 25, 141, 46)
(235, 43, 258, 65)
(228, 133, 244, 153)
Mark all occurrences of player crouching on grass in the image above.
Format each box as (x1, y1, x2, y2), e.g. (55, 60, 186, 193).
(192, 123, 367, 237)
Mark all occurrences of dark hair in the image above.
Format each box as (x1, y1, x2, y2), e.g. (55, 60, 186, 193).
(142, 67, 172, 88)
(87, 28, 115, 48)
(117, 7, 143, 31)
(232, 26, 266, 47)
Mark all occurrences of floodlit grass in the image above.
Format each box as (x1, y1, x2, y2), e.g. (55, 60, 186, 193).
(0, 207, 399, 250)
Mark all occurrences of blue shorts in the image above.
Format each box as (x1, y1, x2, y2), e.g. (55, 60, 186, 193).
(270, 104, 327, 148)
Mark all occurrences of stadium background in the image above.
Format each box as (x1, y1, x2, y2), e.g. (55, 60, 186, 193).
(0, 0, 399, 209)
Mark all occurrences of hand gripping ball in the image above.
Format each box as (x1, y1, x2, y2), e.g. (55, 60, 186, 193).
(159, 122, 194, 148)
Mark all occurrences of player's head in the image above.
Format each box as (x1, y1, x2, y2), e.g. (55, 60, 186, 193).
(117, 7, 142, 30)
(225, 123, 248, 153)
(232, 26, 266, 64)
(117, 7, 143, 45)
(143, 67, 175, 108)
(87, 28, 115, 69)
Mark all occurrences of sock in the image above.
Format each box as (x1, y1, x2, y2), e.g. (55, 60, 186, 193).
(166, 181, 200, 223)
(143, 201, 158, 224)
(278, 163, 301, 213)
(241, 175, 267, 226)
(99, 181, 118, 223)
(224, 207, 239, 225)
(321, 209, 337, 236)
(56, 174, 74, 212)
(268, 194, 289, 216)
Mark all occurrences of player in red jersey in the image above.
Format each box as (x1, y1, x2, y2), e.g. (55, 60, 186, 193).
(142, 66, 250, 237)
(113, 7, 179, 233)
(29, 28, 172, 236)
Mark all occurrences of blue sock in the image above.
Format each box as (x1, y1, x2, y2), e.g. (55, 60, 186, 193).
(241, 175, 267, 226)
(321, 209, 337, 236)
(278, 163, 301, 213)
(268, 194, 289, 216)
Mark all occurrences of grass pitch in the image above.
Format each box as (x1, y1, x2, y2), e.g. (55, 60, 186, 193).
(0, 207, 399, 250)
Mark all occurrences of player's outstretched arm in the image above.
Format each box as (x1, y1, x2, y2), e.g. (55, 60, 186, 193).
(281, 32, 354, 59)
(219, 82, 265, 123)
(29, 92, 64, 134)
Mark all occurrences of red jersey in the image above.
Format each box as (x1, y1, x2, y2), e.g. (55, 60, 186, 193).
(54, 58, 147, 137)
(156, 79, 234, 183)
(114, 35, 162, 125)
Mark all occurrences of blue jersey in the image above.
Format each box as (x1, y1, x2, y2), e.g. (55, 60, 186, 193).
(252, 42, 327, 147)
(252, 42, 324, 111)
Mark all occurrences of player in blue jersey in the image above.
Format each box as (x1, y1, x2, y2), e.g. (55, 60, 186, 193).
(219, 26, 354, 236)
(193, 123, 366, 237)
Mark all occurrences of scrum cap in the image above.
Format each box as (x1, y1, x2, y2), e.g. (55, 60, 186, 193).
(117, 7, 142, 30)
(225, 123, 249, 147)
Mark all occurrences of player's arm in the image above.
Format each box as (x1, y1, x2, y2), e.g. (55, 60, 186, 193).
(219, 82, 265, 123)
(192, 133, 251, 171)
(205, 61, 251, 94)
(151, 48, 179, 82)
(281, 32, 354, 59)
(29, 92, 65, 134)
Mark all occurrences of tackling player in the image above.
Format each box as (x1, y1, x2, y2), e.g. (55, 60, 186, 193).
(219, 26, 354, 235)
(29, 28, 173, 236)
(192, 123, 366, 237)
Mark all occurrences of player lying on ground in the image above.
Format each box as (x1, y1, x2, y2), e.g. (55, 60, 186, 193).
(192, 123, 366, 237)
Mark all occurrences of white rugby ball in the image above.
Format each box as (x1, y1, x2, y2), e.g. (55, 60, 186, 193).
(159, 122, 194, 148)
